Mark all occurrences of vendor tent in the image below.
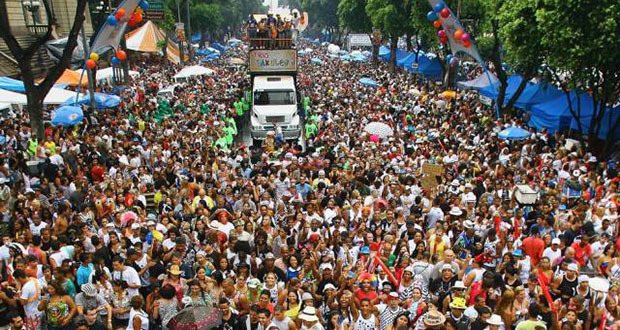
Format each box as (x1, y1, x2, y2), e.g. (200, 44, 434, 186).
(53, 69, 88, 87)
(44, 88, 82, 105)
(379, 47, 408, 62)
(479, 75, 524, 100)
(0, 77, 26, 92)
(407, 54, 443, 81)
(173, 65, 215, 81)
(529, 91, 598, 134)
(76, 67, 140, 84)
(457, 72, 499, 91)
(0, 89, 27, 105)
(125, 21, 166, 52)
(397, 53, 415, 68)
(378, 45, 390, 58)
(509, 81, 563, 111)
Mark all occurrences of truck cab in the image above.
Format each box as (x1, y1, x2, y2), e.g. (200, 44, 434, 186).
(250, 76, 301, 141)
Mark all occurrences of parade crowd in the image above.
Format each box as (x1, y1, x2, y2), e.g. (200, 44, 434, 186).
(0, 36, 617, 330)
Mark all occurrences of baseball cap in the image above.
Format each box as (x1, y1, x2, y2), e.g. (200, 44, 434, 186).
(131, 223, 140, 230)
(388, 292, 399, 299)
(322, 283, 336, 292)
(265, 253, 275, 260)
(552, 238, 561, 245)
(567, 263, 579, 272)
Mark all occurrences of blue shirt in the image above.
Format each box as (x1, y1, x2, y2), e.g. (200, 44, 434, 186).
(76, 263, 94, 286)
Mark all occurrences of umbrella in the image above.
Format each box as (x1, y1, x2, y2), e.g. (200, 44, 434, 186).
(440, 91, 457, 99)
(311, 58, 323, 65)
(64, 92, 121, 109)
(364, 122, 394, 139)
(359, 78, 378, 88)
(167, 305, 221, 330)
(297, 50, 307, 56)
(51, 106, 83, 126)
(498, 126, 532, 140)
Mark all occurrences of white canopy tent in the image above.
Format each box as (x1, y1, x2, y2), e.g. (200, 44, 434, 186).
(173, 65, 215, 82)
(44, 88, 83, 105)
(0, 89, 27, 105)
(76, 67, 140, 84)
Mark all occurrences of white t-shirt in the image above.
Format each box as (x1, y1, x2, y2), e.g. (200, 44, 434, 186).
(543, 247, 562, 266)
(29, 222, 47, 236)
(20, 279, 42, 321)
(112, 267, 141, 297)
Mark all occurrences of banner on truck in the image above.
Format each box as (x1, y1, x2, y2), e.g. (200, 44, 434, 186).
(249, 49, 297, 72)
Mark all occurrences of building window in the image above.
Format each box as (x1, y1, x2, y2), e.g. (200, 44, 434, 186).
(22, 0, 43, 25)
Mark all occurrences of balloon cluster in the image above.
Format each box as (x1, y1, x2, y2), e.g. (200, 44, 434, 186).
(446, 54, 459, 67)
(106, 1, 148, 28)
(86, 52, 99, 69)
(426, 1, 472, 48)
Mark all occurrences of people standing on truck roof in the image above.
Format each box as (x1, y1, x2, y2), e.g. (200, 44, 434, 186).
(246, 15, 257, 47)
(257, 19, 267, 49)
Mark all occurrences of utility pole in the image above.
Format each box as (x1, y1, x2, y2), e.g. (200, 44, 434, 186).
(80, 27, 97, 110)
(176, 0, 184, 67)
(185, 0, 191, 61)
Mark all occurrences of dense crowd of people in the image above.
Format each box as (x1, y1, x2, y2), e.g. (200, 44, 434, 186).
(0, 34, 617, 330)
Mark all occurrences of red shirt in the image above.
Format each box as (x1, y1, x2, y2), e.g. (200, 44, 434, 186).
(355, 288, 378, 303)
(521, 237, 545, 266)
(91, 165, 105, 183)
(571, 242, 592, 266)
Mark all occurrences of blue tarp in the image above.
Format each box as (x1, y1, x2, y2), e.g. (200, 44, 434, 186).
(379, 46, 408, 62)
(406, 54, 443, 81)
(529, 91, 599, 134)
(378, 45, 390, 58)
(457, 73, 499, 91)
(191, 33, 202, 43)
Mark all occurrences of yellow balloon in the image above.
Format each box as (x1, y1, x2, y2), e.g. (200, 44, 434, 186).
(135, 7, 143, 15)
(89, 52, 99, 61)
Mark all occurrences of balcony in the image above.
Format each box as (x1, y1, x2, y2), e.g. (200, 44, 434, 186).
(26, 23, 49, 35)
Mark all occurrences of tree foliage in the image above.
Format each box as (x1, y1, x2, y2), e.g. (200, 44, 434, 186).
(337, 0, 372, 33)
(366, 0, 411, 72)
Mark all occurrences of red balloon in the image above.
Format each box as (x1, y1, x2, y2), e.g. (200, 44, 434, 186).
(116, 50, 127, 61)
(115, 8, 125, 20)
(440, 8, 450, 18)
(128, 18, 137, 27)
(433, 20, 441, 28)
(86, 59, 96, 69)
(438, 30, 446, 38)
(463, 40, 471, 48)
(440, 36, 448, 44)
(454, 29, 464, 41)
(136, 12, 143, 22)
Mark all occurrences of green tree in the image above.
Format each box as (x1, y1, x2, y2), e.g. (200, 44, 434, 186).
(337, 0, 372, 33)
(300, 0, 340, 37)
(0, 0, 88, 138)
(366, 0, 411, 72)
(191, 3, 223, 43)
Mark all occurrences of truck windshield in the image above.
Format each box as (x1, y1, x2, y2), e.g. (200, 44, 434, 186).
(254, 90, 295, 105)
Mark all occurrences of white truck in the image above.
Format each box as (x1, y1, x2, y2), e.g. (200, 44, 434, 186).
(248, 48, 301, 144)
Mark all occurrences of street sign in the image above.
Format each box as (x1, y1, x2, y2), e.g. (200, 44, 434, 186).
(144, 1, 165, 21)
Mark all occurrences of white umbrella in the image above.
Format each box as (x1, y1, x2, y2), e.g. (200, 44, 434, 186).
(364, 122, 394, 138)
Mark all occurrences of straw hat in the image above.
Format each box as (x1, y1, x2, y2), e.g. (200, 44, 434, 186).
(423, 310, 446, 327)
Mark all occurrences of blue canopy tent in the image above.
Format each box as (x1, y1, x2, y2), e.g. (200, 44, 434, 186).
(479, 75, 524, 100)
(379, 47, 408, 62)
(0, 77, 67, 92)
(378, 46, 390, 58)
(64, 92, 121, 109)
(407, 54, 443, 81)
(397, 53, 415, 68)
(311, 58, 323, 65)
(211, 42, 227, 53)
(509, 82, 564, 111)
(529, 91, 593, 133)
(191, 33, 202, 43)
(568, 97, 620, 141)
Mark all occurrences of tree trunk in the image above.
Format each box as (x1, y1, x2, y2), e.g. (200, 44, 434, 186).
(406, 33, 412, 52)
(372, 44, 379, 66)
(27, 90, 45, 140)
(389, 35, 397, 73)
(163, 35, 169, 63)
(121, 36, 130, 86)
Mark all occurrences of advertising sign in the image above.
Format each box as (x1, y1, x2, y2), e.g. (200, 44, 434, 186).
(144, 1, 165, 20)
(249, 49, 297, 73)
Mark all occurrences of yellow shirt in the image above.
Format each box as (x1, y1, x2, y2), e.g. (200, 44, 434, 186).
(44, 141, 56, 155)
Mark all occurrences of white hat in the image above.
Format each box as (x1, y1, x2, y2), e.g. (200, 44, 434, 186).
(403, 266, 414, 274)
(319, 263, 333, 272)
(449, 207, 463, 216)
(131, 223, 140, 230)
(322, 283, 336, 292)
(463, 220, 475, 229)
(588, 156, 597, 162)
(450, 179, 460, 187)
(452, 281, 467, 290)
(572, 169, 581, 177)
(578, 275, 590, 283)
(25, 188, 35, 194)
(302, 292, 313, 301)
(441, 264, 453, 272)
(298, 306, 319, 322)
(146, 221, 156, 227)
(106, 223, 115, 228)
(487, 314, 504, 326)
(552, 238, 561, 245)
(567, 263, 579, 272)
